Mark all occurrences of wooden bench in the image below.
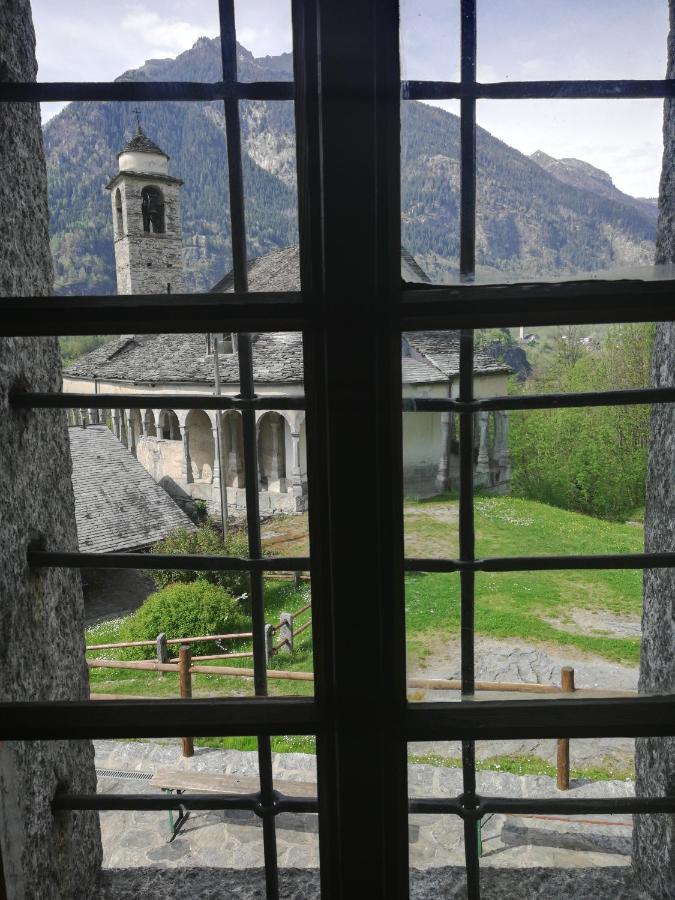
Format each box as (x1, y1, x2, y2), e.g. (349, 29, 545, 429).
(150, 767, 317, 841)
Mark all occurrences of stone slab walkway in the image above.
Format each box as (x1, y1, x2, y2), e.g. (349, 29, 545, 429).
(93, 739, 635, 882)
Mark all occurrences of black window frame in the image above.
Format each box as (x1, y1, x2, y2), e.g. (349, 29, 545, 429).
(1, 1, 675, 898)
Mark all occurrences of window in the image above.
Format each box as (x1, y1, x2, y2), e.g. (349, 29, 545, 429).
(1, 1, 674, 898)
(141, 185, 165, 234)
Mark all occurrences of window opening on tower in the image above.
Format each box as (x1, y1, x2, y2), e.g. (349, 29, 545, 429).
(141, 185, 165, 233)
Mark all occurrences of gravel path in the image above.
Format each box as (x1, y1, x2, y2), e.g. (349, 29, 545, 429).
(409, 636, 637, 771)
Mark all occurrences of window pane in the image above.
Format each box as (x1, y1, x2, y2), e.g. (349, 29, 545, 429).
(477, 0, 668, 82)
(400, 0, 460, 82)
(474, 99, 662, 282)
(401, 100, 462, 285)
(33, 0, 222, 129)
(234, 0, 293, 77)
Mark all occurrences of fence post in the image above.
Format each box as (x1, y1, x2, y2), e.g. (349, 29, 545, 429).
(294, 571, 302, 589)
(556, 666, 575, 790)
(265, 624, 274, 666)
(179, 644, 194, 758)
(156, 632, 168, 678)
(278, 612, 294, 654)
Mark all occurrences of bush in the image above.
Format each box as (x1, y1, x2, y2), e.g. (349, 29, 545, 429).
(121, 581, 249, 659)
(150, 523, 250, 597)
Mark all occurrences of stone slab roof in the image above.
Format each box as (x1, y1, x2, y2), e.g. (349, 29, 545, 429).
(69, 425, 195, 553)
(65, 332, 306, 385)
(210, 243, 432, 292)
(118, 126, 168, 159)
(403, 331, 511, 377)
(65, 247, 509, 385)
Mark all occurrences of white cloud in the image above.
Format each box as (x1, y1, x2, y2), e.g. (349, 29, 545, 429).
(121, 9, 216, 56)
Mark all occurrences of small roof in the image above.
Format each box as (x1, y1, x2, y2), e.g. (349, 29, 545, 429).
(117, 125, 169, 160)
(69, 425, 195, 553)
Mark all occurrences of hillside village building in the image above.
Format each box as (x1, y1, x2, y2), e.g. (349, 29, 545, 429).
(63, 127, 512, 516)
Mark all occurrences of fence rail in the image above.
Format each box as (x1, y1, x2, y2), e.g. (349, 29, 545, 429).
(85, 650, 634, 785)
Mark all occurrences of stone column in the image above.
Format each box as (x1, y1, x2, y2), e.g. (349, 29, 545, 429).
(211, 425, 222, 488)
(435, 411, 450, 493)
(269, 418, 281, 483)
(88, 407, 99, 425)
(474, 410, 491, 487)
(227, 414, 241, 487)
(493, 410, 512, 490)
(153, 409, 163, 438)
(112, 409, 121, 441)
(180, 425, 192, 483)
(289, 431, 304, 498)
(126, 411, 136, 456)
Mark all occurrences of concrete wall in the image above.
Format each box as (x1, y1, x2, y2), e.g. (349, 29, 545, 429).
(633, 10, 675, 888)
(0, 2, 102, 895)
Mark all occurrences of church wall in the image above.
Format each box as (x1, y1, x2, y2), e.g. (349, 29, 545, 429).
(402, 410, 443, 498)
(0, 3, 102, 895)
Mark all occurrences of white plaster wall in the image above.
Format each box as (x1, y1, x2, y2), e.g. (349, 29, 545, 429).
(118, 150, 168, 175)
(136, 435, 184, 484)
(403, 411, 442, 468)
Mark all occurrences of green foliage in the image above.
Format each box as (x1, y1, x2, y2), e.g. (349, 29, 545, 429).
(150, 523, 250, 597)
(59, 335, 118, 366)
(121, 581, 248, 658)
(510, 323, 653, 520)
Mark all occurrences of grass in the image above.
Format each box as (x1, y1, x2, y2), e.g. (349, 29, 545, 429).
(408, 753, 635, 783)
(85, 497, 644, 762)
(405, 496, 643, 664)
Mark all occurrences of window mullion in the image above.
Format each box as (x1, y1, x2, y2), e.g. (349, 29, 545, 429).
(312, 0, 408, 897)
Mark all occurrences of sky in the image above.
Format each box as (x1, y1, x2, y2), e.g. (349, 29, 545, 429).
(33, 0, 670, 197)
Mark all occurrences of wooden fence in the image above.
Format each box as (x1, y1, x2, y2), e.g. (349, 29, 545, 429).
(86, 627, 635, 782)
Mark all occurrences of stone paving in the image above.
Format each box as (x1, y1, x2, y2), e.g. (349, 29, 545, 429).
(93, 739, 635, 882)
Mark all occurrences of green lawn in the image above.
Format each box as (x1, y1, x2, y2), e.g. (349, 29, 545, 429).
(405, 495, 643, 664)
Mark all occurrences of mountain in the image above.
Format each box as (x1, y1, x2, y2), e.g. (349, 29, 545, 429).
(529, 150, 658, 224)
(43, 37, 656, 295)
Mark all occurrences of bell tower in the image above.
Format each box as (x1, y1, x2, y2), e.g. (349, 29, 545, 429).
(106, 123, 184, 295)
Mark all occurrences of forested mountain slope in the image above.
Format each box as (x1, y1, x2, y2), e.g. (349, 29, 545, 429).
(44, 37, 656, 294)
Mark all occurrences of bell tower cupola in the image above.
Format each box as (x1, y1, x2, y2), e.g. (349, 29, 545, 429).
(106, 121, 184, 295)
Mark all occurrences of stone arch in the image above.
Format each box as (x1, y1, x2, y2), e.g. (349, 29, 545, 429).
(143, 409, 157, 437)
(185, 409, 215, 481)
(114, 188, 123, 238)
(141, 185, 165, 234)
(223, 410, 244, 487)
(257, 411, 288, 491)
(158, 409, 180, 440)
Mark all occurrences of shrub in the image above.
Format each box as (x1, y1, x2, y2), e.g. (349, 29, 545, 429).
(150, 523, 250, 597)
(120, 581, 249, 659)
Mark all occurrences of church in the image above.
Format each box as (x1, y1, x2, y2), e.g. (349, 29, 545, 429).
(63, 127, 512, 517)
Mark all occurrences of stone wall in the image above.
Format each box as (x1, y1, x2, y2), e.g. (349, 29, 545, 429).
(632, 3, 675, 895)
(113, 176, 184, 295)
(0, 2, 102, 896)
